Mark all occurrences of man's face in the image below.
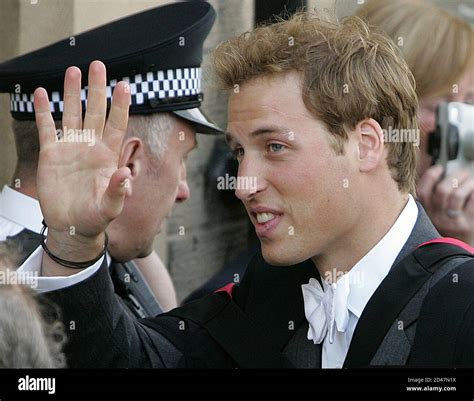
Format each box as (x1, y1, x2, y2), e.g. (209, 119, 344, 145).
(226, 72, 359, 266)
(108, 114, 197, 261)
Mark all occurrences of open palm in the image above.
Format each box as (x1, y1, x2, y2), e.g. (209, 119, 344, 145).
(34, 61, 131, 239)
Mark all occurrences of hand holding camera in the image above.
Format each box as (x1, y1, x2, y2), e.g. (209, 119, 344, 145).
(418, 102, 474, 244)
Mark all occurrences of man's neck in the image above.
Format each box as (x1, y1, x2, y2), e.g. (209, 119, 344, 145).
(311, 191, 409, 280)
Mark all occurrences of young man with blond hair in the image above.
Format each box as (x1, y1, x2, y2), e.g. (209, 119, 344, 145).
(20, 12, 474, 368)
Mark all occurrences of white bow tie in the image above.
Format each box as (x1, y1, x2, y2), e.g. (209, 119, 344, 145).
(302, 276, 351, 344)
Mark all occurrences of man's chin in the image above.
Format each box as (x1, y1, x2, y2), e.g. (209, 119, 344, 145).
(136, 248, 154, 259)
(135, 241, 155, 259)
(260, 243, 307, 267)
(109, 242, 154, 262)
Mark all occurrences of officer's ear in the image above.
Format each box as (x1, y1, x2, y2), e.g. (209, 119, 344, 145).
(118, 137, 145, 182)
(355, 118, 385, 173)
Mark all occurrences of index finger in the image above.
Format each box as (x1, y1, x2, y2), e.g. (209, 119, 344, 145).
(34, 87, 56, 148)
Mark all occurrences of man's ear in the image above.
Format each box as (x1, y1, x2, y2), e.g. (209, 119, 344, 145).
(355, 118, 384, 173)
(118, 137, 145, 181)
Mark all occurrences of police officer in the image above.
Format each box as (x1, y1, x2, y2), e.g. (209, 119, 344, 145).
(0, 1, 222, 319)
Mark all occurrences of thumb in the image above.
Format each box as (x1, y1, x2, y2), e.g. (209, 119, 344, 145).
(100, 167, 131, 222)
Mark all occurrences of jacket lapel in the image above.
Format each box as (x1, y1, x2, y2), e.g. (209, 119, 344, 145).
(369, 280, 431, 366)
(283, 322, 322, 368)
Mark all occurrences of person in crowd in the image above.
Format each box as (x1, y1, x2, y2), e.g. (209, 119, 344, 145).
(356, 0, 474, 245)
(0, 243, 65, 368)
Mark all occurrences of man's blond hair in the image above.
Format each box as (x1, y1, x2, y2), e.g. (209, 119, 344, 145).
(212, 12, 419, 194)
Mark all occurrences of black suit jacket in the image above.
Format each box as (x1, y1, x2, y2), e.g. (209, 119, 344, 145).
(44, 202, 473, 368)
(4, 228, 163, 321)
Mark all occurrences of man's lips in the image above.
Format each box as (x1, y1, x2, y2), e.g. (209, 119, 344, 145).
(248, 206, 284, 237)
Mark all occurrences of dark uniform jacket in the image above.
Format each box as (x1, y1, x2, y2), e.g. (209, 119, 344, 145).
(6, 229, 162, 320)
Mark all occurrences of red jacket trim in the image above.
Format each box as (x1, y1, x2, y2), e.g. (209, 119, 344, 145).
(417, 237, 474, 254)
(214, 282, 235, 299)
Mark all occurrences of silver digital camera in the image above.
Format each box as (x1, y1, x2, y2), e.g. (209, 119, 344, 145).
(428, 102, 474, 176)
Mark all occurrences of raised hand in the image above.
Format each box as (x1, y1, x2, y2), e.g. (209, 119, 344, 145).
(34, 61, 131, 266)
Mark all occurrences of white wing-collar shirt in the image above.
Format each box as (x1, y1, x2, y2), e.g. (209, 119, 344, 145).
(302, 195, 418, 368)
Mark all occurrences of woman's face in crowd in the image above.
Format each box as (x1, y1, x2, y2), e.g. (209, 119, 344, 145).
(417, 68, 474, 178)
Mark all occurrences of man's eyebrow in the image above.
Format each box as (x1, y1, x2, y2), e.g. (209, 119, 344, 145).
(225, 126, 291, 145)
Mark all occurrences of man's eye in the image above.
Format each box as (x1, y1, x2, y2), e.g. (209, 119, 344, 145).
(232, 147, 244, 160)
(268, 143, 285, 153)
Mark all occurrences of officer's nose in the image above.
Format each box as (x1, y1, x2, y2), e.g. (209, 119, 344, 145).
(176, 162, 190, 203)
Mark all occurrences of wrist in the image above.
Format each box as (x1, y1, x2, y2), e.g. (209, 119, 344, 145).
(46, 228, 106, 262)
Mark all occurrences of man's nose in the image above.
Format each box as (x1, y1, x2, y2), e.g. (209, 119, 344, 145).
(176, 162, 190, 203)
(176, 179, 190, 203)
(235, 158, 261, 201)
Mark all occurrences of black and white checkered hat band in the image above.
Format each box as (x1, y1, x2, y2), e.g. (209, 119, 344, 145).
(9, 67, 202, 114)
